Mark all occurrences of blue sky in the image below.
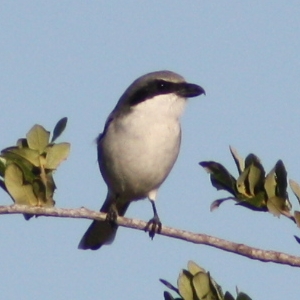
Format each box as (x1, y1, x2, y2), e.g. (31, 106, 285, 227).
(1, 1, 300, 299)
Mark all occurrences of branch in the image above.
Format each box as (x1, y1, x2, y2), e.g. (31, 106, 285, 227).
(1, 204, 299, 267)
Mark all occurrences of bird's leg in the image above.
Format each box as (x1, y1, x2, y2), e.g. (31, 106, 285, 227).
(106, 201, 118, 226)
(145, 200, 162, 239)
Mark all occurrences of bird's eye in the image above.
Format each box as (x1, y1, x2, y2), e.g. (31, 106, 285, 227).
(158, 81, 165, 89)
(156, 80, 169, 91)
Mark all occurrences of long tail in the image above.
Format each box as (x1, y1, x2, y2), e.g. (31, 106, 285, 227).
(78, 194, 129, 250)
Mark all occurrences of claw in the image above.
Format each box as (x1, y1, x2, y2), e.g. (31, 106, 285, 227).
(106, 203, 118, 224)
(145, 215, 162, 239)
(144, 200, 162, 239)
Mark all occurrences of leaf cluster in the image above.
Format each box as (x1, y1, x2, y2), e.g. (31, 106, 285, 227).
(0, 118, 70, 219)
(161, 261, 251, 300)
(199, 146, 293, 218)
(199, 146, 300, 237)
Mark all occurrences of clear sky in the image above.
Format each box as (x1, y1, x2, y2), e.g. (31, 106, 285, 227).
(1, 1, 300, 299)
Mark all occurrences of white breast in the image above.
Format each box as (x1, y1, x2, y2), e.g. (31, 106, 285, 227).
(99, 93, 186, 200)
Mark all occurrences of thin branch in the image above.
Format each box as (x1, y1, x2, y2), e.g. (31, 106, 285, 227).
(0, 204, 299, 267)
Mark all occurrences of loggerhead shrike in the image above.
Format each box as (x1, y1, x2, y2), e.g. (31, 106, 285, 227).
(78, 70, 205, 250)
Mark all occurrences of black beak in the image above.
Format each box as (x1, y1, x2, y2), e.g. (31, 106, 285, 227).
(178, 83, 206, 98)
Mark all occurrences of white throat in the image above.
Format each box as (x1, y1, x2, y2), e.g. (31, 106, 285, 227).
(130, 93, 187, 121)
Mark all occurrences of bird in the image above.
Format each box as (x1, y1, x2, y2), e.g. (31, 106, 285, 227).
(78, 70, 205, 250)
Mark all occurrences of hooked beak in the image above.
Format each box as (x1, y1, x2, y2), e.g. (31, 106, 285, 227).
(177, 83, 206, 98)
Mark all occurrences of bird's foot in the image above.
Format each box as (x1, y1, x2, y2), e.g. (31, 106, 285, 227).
(145, 215, 162, 239)
(106, 204, 118, 225)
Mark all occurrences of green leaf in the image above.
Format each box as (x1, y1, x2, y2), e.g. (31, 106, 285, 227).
(0, 151, 39, 183)
(236, 191, 267, 210)
(294, 211, 300, 228)
(0, 179, 7, 193)
(4, 163, 38, 205)
(267, 196, 290, 217)
(236, 292, 252, 300)
(264, 166, 277, 199)
(199, 161, 237, 196)
(178, 270, 194, 300)
(229, 146, 245, 174)
(236, 154, 265, 198)
(2, 146, 40, 167)
(210, 197, 232, 211)
(208, 273, 224, 299)
(274, 160, 288, 199)
(265, 161, 288, 201)
(192, 272, 211, 300)
(45, 172, 56, 200)
(160, 279, 179, 295)
(294, 235, 300, 244)
(236, 167, 250, 197)
(32, 179, 55, 207)
(224, 291, 235, 300)
(187, 261, 205, 276)
(44, 143, 70, 169)
(0, 157, 6, 177)
(163, 291, 177, 300)
(289, 179, 300, 204)
(32, 179, 47, 204)
(247, 159, 265, 196)
(26, 124, 50, 154)
(51, 117, 68, 143)
(16, 138, 28, 148)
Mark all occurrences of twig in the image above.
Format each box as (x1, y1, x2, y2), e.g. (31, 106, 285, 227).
(0, 204, 299, 267)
